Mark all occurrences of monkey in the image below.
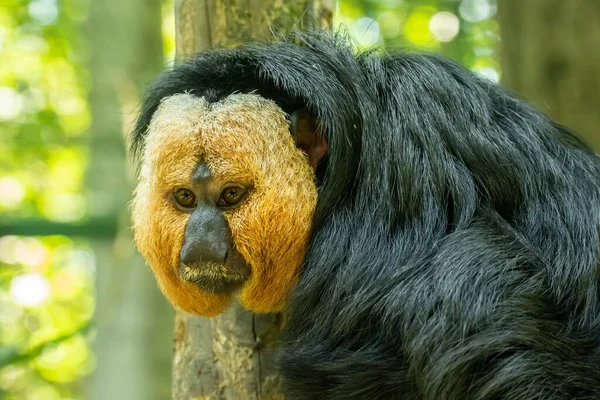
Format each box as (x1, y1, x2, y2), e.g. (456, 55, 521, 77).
(131, 32, 600, 399)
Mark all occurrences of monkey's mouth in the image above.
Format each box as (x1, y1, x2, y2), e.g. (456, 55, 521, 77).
(178, 248, 250, 293)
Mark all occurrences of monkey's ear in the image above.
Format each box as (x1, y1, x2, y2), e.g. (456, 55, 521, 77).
(289, 109, 328, 170)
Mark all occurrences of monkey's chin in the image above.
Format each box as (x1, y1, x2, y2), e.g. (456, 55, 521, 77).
(178, 261, 249, 294)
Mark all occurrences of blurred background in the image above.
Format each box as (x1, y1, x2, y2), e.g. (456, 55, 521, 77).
(0, 1, 598, 399)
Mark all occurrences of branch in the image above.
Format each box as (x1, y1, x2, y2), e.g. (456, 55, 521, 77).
(0, 321, 94, 369)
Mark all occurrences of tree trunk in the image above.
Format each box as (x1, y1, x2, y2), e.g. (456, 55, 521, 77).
(171, 1, 333, 399)
(498, 0, 600, 150)
(86, 0, 174, 399)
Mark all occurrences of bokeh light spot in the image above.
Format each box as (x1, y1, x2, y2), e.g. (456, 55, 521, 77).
(459, 0, 497, 23)
(0, 177, 26, 209)
(0, 87, 24, 120)
(352, 17, 381, 48)
(15, 237, 48, 268)
(52, 270, 80, 299)
(0, 236, 20, 264)
(28, 0, 59, 26)
(66, 249, 97, 280)
(10, 273, 51, 307)
(429, 12, 460, 42)
(40, 192, 86, 222)
(0, 293, 24, 323)
(377, 11, 403, 38)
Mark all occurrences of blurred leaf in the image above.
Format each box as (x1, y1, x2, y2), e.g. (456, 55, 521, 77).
(0, 322, 92, 369)
(0, 346, 20, 369)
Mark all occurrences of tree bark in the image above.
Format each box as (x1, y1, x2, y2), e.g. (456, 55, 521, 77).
(498, 0, 600, 150)
(175, 0, 333, 56)
(171, 1, 333, 399)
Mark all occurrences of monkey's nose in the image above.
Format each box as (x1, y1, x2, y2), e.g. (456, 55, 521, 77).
(180, 240, 227, 266)
(180, 205, 231, 266)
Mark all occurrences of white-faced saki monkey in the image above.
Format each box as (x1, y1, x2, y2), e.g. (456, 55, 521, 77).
(130, 32, 600, 399)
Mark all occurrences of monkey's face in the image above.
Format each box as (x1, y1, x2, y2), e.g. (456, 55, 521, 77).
(132, 94, 318, 316)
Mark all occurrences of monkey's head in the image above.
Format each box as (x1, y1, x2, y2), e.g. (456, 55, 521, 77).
(130, 33, 371, 317)
(131, 93, 324, 315)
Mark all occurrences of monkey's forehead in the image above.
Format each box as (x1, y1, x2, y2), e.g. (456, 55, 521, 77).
(143, 92, 286, 151)
(139, 92, 292, 182)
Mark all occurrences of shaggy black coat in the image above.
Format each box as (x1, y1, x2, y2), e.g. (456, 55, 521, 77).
(132, 32, 600, 399)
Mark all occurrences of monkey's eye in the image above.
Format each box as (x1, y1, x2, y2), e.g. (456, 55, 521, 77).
(217, 186, 248, 208)
(173, 188, 196, 208)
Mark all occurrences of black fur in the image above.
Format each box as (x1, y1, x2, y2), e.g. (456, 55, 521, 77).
(132, 32, 600, 399)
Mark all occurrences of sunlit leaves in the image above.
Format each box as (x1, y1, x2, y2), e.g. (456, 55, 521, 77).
(0, 143, 89, 219)
(336, 0, 500, 76)
(34, 334, 94, 383)
(0, 0, 90, 221)
(0, 235, 95, 398)
(0, 1, 94, 398)
(402, 7, 436, 47)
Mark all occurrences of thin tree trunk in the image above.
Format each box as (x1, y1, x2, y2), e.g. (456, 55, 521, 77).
(171, 1, 333, 399)
(498, 0, 600, 150)
(175, 0, 333, 56)
(86, 0, 173, 399)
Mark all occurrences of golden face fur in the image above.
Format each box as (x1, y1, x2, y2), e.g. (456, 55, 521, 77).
(132, 93, 318, 316)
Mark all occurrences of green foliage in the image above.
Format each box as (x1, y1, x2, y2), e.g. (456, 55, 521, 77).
(335, 0, 500, 79)
(0, 1, 94, 399)
(0, 234, 95, 399)
(0, 0, 90, 221)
